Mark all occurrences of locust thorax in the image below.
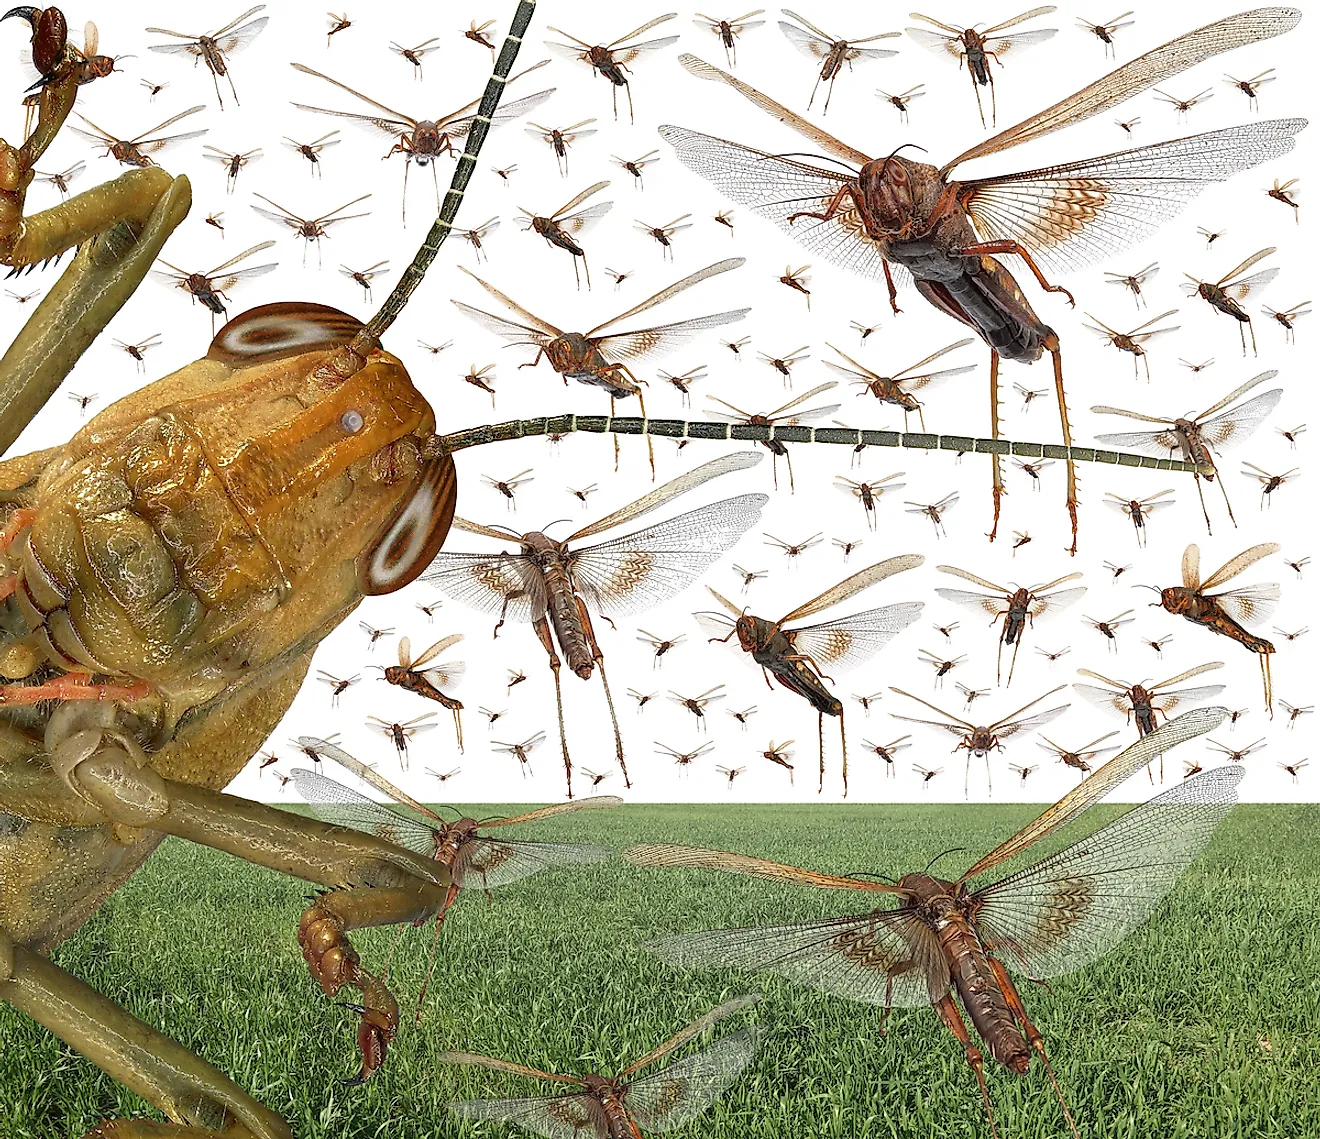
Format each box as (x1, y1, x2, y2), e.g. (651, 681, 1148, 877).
(547, 334, 608, 379)
(1160, 585, 1200, 615)
(12, 304, 451, 713)
(412, 123, 442, 163)
(857, 154, 943, 238)
(734, 614, 762, 652)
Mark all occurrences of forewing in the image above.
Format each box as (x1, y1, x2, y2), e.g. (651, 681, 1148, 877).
(959, 705, 1227, 879)
(287, 770, 436, 855)
(290, 104, 412, 139)
(456, 838, 612, 890)
(780, 554, 926, 623)
(446, 1093, 597, 1139)
(571, 451, 762, 541)
(595, 310, 751, 364)
(1199, 541, 1281, 590)
(422, 551, 549, 623)
(658, 126, 896, 287)
(970, 767, 1243, 978)
(943, 8, 1303, 171)
(455, 267, 564, 336)
(289, 63, 418, 126)
(569, 494, 769, 617)
(625, 1030, 761, 1132)
(786, 602, 925, 673)
(588, 258, 745, 335)
(625, 843, 899, 892)
(959, 121, 1305, 275)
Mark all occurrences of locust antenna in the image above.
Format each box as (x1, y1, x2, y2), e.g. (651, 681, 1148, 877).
(877, 143, 928, 181)
(925, 846, 967, 875)
(317, 0, 538, 380)
(769, 151, 860, 174)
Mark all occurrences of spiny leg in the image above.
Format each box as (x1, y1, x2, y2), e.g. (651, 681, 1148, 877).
(1046, 337, 1079, 556)
(838, 710, 848, 798)
(934, 992, 1001, 1139)
(412, 881, 463, 1023)
(1193, 475, 1214, 534)
(1214, 473, 1238, 528)
(533, 614, 574, 798)
(989, 959, 1081, 1139)
(0, 930, 291, 1139)
(578, 595, 631, 787)
(988, 350, 1004, 541)
(817, 710, 825, 794)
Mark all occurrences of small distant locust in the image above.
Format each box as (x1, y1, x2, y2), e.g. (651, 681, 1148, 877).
(762, 740, 795, 782)
(778, 264, 811, 310)
(380, 633, 465, 750)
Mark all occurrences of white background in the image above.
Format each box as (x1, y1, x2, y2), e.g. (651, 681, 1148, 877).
(2, 1, 1313, 804)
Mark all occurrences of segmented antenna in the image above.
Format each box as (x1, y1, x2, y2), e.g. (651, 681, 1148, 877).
(330, 0, 537, 370)
(437, 414, 1215, 475)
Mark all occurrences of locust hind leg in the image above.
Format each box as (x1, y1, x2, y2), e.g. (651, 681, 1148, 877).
(988, 959, 1081, 1139)
(934, 991, 1002, 1139)
(532, 614, 574, 798)
(1045, 336, 1079, 556)
(1193, 475, 1214, 535)
(988, 350, 1005, 542)
(577, 596, 631, 787)
(817, 710, 825, 794)
(838, 710, 848, 798)
(1214, 472, 1239, 528)
(0, 930, 292, 1139)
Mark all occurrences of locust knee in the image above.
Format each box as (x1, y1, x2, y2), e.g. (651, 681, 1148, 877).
(42, 703, 169, 834)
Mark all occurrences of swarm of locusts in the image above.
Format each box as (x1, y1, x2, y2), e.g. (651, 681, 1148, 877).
(0, 2, 1309, 1138)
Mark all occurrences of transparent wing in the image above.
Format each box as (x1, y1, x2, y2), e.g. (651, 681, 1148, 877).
(556, 200, 614, 235)
(1148, 684, 1227, 714)
(450, 301, 557, 350)
(446, 1093, 596, 1139)
(570, 493, 769, 617)
(905, 26, 965, 62)
(786, 602, 925, 673)
(1092, 428, 1185, 458)
(657, 126, 897, 287)
(1071, 683, 1131, 715)
(625, 1029, 762, 1132)
(1206, 584, 1280, 628)
(970, 766, 1243, 978)
(959, 120, 1305, 276)
(643, 909, 948, 1007)
(1198, 390, 1283, 452)
(1027, 586, 1088, 618)
(960, 705, 1227, 878)
(287, 769, 436, 855)
(443, 90, 558, 139)
(985, 28, 1058, 57)
(422, 551, 549, 623)
(290, 103, 413, 139)
(595, 310, 751, 364)
(933, 588, 1006, 620)
(992, 704, 1069, 740)
(456, 838, 613, 890)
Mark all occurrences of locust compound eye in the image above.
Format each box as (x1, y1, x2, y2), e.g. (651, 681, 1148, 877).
(341, 409, 365, 433)
(208, 302, 365, 365)
(360, 455, 458, 595)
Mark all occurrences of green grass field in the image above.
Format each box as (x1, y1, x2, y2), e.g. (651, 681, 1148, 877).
(2, 802, 1317, 1139)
